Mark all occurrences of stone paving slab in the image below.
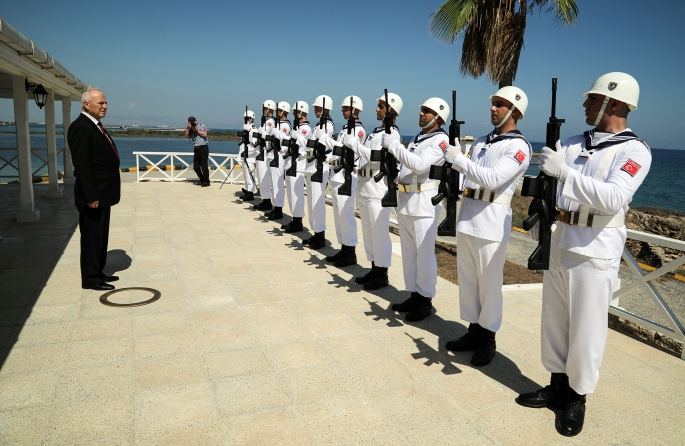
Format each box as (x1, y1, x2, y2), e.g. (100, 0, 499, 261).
(0, 181, 684, 445)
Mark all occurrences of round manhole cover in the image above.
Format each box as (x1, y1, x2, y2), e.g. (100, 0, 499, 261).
(99, 287, 161, 307)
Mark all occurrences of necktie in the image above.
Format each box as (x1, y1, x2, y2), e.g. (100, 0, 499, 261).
(97, 122, 119, 159)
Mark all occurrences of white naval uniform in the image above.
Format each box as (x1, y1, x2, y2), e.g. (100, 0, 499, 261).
(240, 124, 259, 193)
(255, 117, 274, 199)
(320, 121, 366, 247)
(387, 128, 448, 298)
(349, 125, 401, 268)
(452, 131, 531, 332)
(304, 117, 335, 233)
(541, 129, 651, 395)
(267, 119, 291, 208)
(284, 121, 310, 218)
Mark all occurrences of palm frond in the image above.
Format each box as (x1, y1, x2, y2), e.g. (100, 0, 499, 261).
(429, 0, 477, 44)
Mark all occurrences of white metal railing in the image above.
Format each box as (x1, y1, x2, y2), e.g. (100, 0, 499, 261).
(612, 229, 685, 359)
(132, 152, 245, 184)
(0, 147, 64, 177)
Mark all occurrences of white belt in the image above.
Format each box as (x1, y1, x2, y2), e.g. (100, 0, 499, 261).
(305, 149, 313, 157)
(329, 160, 341, 167)
(463, 187, 513, 205)
(556, 209, 625, 228)
(357, 168, 379, 177)
(398, 180, 438, 193)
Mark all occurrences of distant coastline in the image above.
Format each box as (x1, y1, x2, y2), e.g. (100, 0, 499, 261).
(0, 129, 242, 141)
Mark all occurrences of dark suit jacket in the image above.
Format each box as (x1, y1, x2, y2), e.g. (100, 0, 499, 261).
(67, 113, 121, 209)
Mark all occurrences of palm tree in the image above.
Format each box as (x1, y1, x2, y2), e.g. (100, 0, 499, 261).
(429, 0, 578, 87)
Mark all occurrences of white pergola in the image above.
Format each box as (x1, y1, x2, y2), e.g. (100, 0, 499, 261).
(0, 16, 87, 222)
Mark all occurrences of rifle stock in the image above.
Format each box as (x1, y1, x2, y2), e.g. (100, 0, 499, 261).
(285, 103, 300, 177)
(311, 98, 327, 183)
(269, 106, 280, 168)
(374, 89, 399, 208)
(337, 96, 355, 196)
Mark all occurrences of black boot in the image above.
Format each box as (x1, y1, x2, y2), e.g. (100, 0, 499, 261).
(405, 295, 433, 322)
(556, 389, 586, 437)
(516, 373, 569, 409)
(302, 235, 313, 245)
(309, 231, 325, 250)
(471, 327, 496, 366)
(392, 292, 423, 312)
(446, 323, 481, 352)
(355, 262, 377, 284)
(240, 191, 254, 201)
(334, 245, 357, 267)
(254, 198, 272, 211)
(241, 187, 248, 194)
(285, 217, 303, 233)
(268, 206, 284, 220)
(364, 267, 389, 290)
(326, 246, 345, 263)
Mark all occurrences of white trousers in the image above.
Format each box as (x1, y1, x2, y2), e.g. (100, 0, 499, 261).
(285, 172, 305, 218)
(330, 178, 358, 246)
(269, 155, 285, 207)
(241, 159, 256, 192)
(305, 170, 329, 233)
(255, 159, 271, 199)
(456, 232, 506, 332)
(397, 204, 441, 298)
(541, 244, 620, 395)
(358, 195, 392, 268)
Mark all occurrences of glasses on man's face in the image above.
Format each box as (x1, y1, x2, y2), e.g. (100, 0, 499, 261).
(420, 107, 434, 115)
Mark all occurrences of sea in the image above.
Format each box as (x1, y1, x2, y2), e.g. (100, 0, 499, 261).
(1, 125, 684, 214)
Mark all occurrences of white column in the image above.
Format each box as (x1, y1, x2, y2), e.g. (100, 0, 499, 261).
(45, 88, 62, 198)
(62, 98, 74, 184)
(12, 75, 40, 222)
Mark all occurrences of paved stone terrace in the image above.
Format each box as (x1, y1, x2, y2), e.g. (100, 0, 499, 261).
(0, 180, 684, 445)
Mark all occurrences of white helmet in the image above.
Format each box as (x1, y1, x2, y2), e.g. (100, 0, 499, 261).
(584, 72, 639, 111)
(293, 101, 309, 115)
(277, 101, 290, 114)
(243, 110, 255, 120)
(263, 100, 276, 112)
(376, 92, 403, 116)
(341, 95, 363, 113)
(313, 95, 333, 110)
(419, 97, 450, 128)
(489, 86, 528, 125)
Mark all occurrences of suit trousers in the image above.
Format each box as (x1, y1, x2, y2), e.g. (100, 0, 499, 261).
(285, 172, 305, 218)
(255, 159, 272, 199)
(305, 169, 329, 233)
(397, 205, 441, 298)
(269, 155, 285, 207)
(358, 195, 392, 268)
(193, 145, 209, 183)
(241, 158, 256, 192)
(79, 206, 111, 287)
(330, 179, 358, 246)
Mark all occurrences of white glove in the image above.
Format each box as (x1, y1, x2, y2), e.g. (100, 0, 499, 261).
(343, 133, 356, 149)
(259, 127, 266, 137)
(539, 141, 569, 181)
(315, 128, 325, 139)
(381, 132, 398, 149)
(243, 123, 252, 131)
(444, 144, 463, 164)
(528, 221, 540, 241)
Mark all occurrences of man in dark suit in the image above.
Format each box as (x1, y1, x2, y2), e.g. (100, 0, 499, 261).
(68, 88, 121, 291)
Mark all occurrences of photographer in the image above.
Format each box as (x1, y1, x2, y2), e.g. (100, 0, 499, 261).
(184, 116, 210, 186)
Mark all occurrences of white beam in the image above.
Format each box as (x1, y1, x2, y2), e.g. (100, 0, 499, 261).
(12, 74, 39, 222)
(45, 87, 61, 198)
(62, 99, 74, 184)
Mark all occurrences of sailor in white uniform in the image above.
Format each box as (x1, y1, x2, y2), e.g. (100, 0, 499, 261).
(253, 101, 276, 211)
(344, 92, 403, 290)
(443, 86, 531, 366)
(265, 101, 291, 221)
(516, 73, 652, 438)
(281, 101, 310, 233)
(383, 98, 449, 322)
(318, 95, 365, 267)
(239, 110, 259, 201)
(303, 95, 335, 250)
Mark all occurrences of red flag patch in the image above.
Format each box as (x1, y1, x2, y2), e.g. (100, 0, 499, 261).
(439, 141, 447, 151)
(358, 131, 364, 138)
(301, 130, 307, 135)
(513, 150, 526, 164)
(282, 127, 287, 133)
(267, 122, 272, 127)
(621, 159, 641, 177)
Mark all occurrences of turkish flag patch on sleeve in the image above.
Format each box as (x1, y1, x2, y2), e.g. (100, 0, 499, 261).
(439, 141, 447, 151)
(513, 150, 526, 164)
(621, 159, 641, 177)
(301, 130, 307, 135)
(267, 122, 272, 127)
(358, 131, 364, 138)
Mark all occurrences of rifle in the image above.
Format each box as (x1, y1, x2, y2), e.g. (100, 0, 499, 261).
(255, 112, 266, 161)
(429, 91, 463, 237)
(269, 104, 281, 168)
(521, 78, 565, 270)
(237, 105, 250, 159)
(371, 89, 399, 207)
(308, 97, 327, 183)
(336, 96, 355, 196)
(285, 102, 300, 177)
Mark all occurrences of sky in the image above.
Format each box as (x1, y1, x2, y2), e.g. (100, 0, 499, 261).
(1, 0, 685, 149)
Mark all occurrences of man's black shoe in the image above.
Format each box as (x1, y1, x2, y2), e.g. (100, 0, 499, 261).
(471, 327, 496, 366)
(201, 181, 210, 187)
(405, 296, 433, 322)
(281, 221, 291, 230)
(302, 236, 313, 245)
(354, 262, 377, 284)
(253, 199, 272, 211)
(102, 275, 119, 282)
(326, 249, 345, 263)
(364, 267, 389, 290)
(446, 323, 481, 352)
(241, 187, 248, 194)
(391, 292, 422, 312)
(516, 373, 569, 409)
(268, 207, 284, 220)
(309, 231, 325, 250)
(556, 390, 586, 437)
(285, 219, 303, 233)
(83, 281, 115, 291)
(240, 192, 254, 201)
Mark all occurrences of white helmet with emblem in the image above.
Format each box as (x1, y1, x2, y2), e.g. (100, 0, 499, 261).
(263, 100, 276, 112)
(419, 97, 450, 128)
(376, 92, 403, 116)
(341, 95, 363, 113)
(243, 110, 255, 120)
(277, 101, 290, 114)
(313, 95, 333, 111)
(489, 86, 528, 121)
(584, 72, 639, 111)
(293, 101, 309, 115)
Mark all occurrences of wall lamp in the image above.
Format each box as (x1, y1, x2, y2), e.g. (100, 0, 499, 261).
(25, 79, 49, 109)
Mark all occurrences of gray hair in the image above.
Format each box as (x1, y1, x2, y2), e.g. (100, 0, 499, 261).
(81, 88, 103, 108)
